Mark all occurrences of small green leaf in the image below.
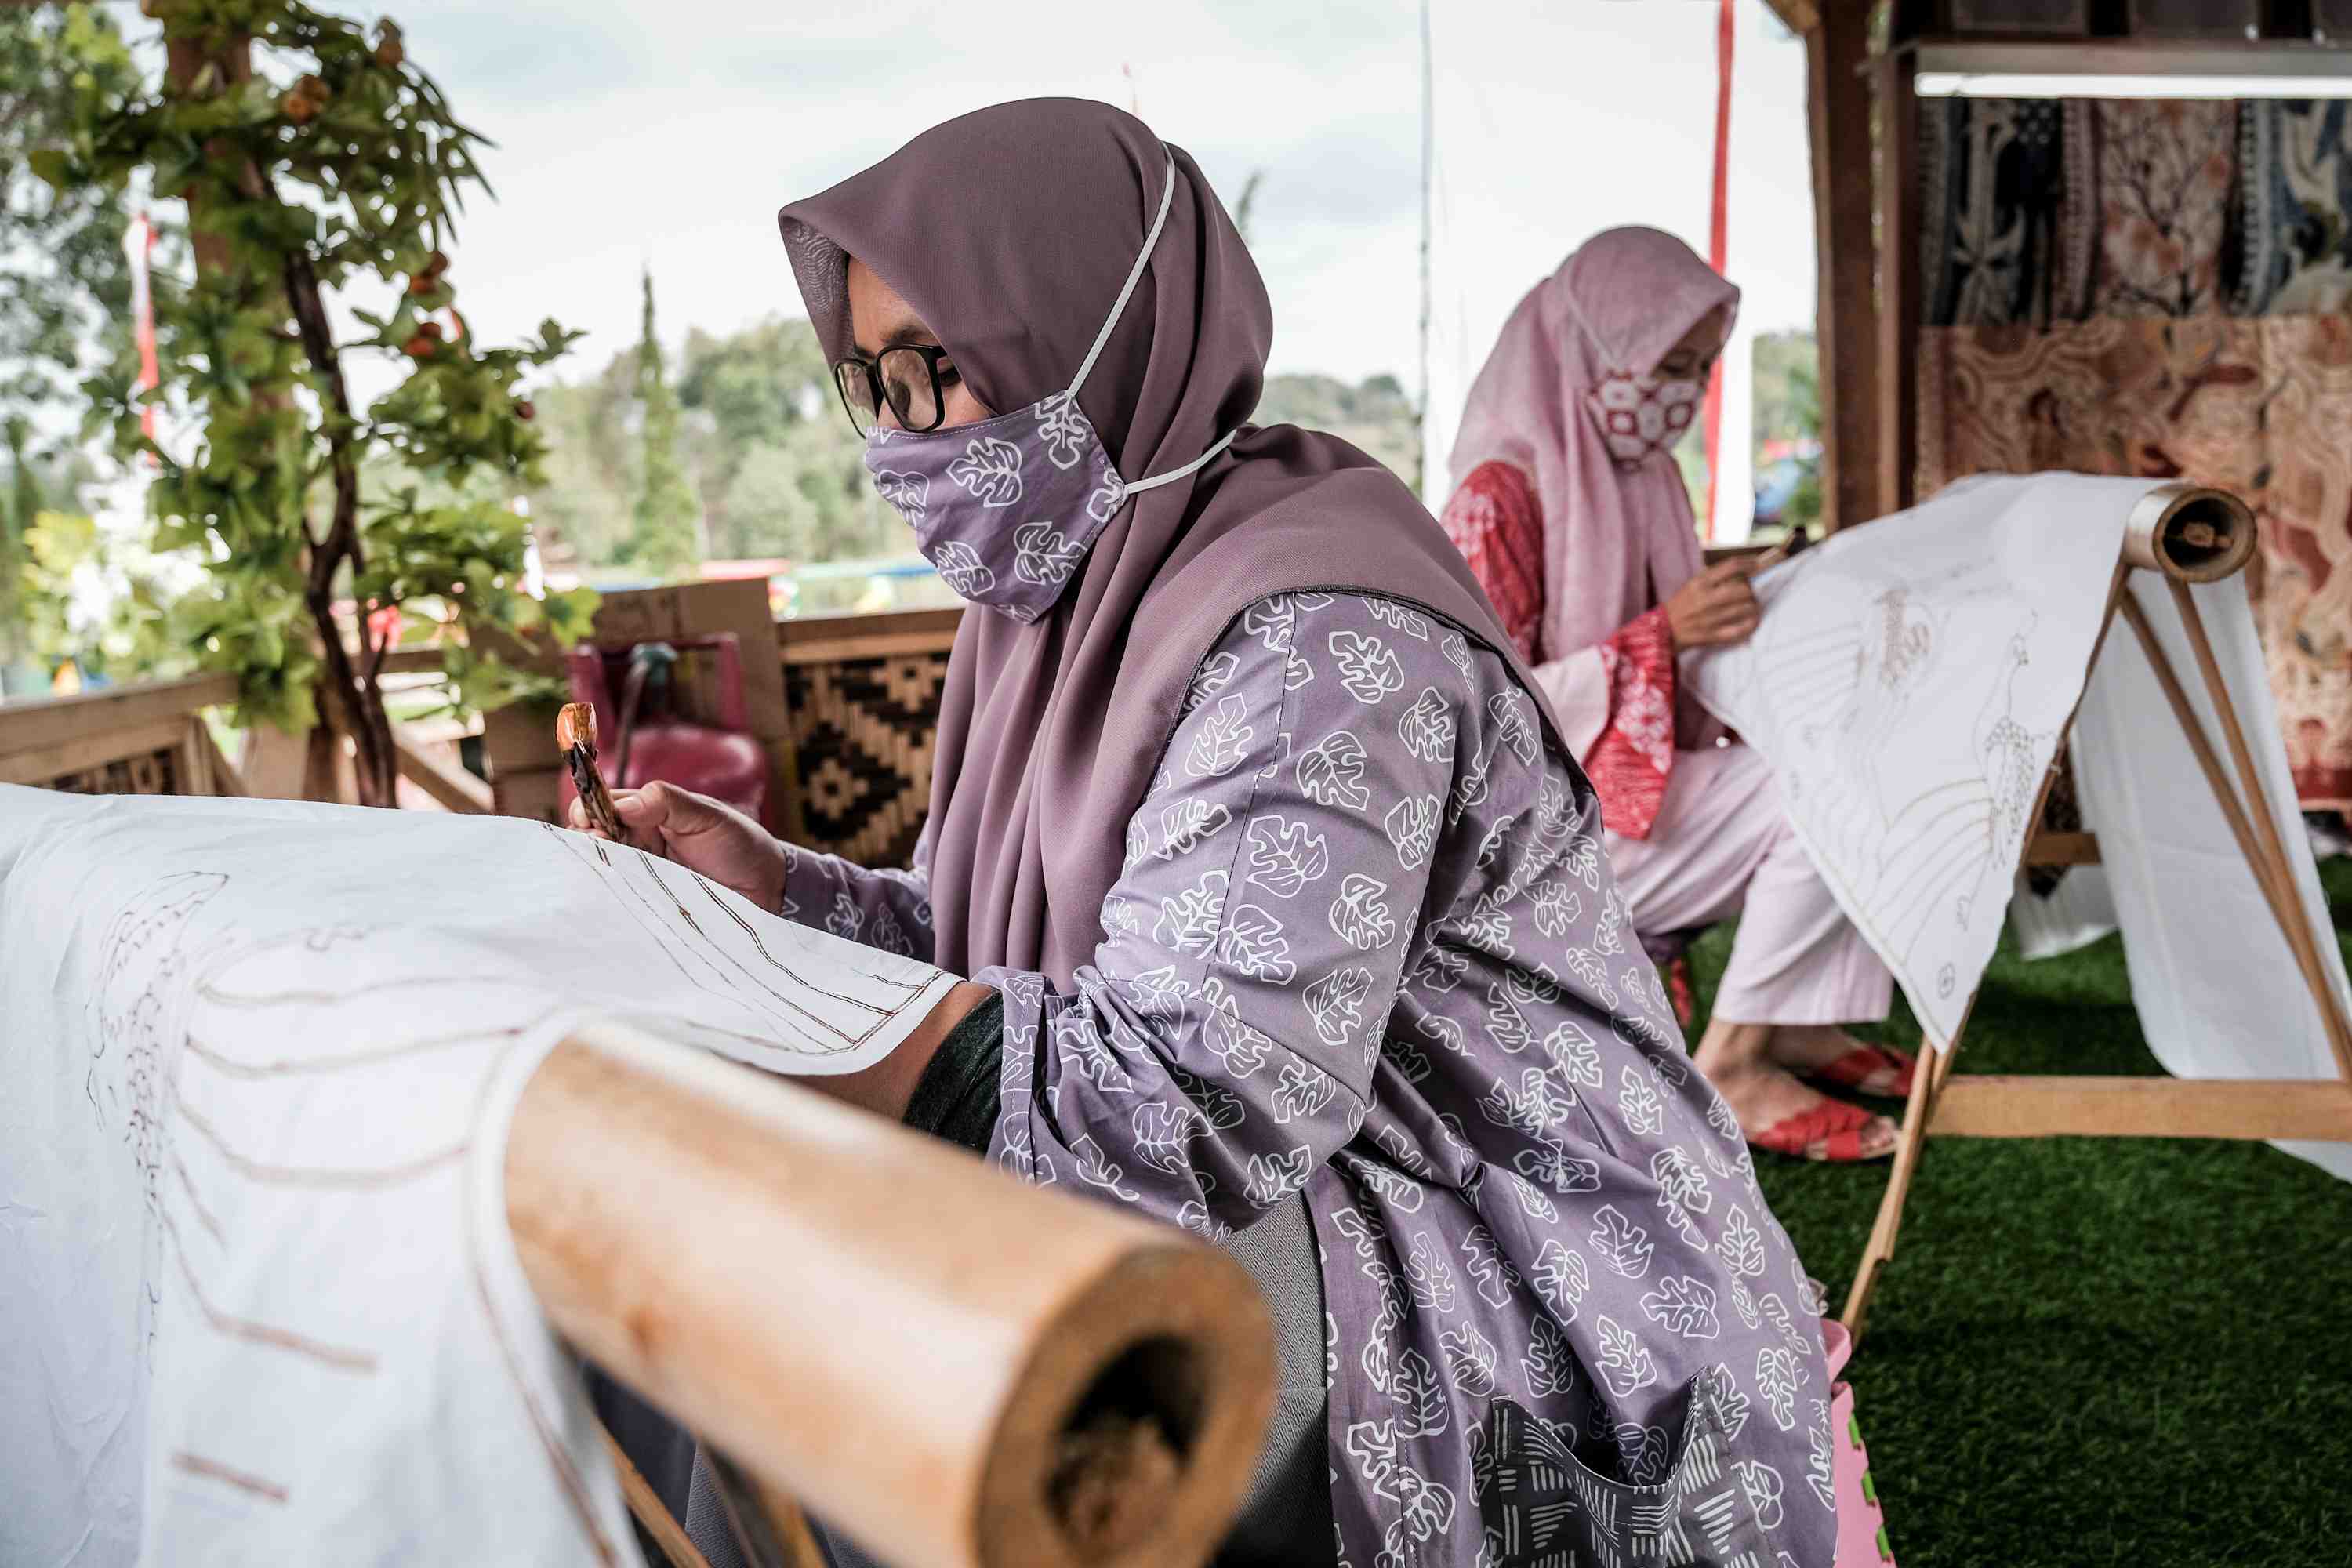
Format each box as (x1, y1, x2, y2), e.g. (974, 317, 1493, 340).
(27, 148, 69, 192)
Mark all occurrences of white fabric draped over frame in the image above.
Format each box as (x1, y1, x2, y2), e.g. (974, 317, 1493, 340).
(0, 791, 955, 1566)
(1686, 473, 2352, 1181)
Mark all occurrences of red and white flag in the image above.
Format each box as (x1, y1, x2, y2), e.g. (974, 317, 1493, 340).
(1700, 0, 1734, 541)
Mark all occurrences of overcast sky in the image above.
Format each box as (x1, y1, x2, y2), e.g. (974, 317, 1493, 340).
(142, 0, 1818, 532)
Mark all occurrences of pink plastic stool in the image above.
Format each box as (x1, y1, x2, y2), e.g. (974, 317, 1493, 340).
(1823, 1319, 1894, 1565)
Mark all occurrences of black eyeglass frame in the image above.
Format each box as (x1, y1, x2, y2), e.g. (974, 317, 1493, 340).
(830, 344, 957, 438)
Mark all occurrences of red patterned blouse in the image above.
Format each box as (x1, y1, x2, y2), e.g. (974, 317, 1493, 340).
(1439, 459, 1677, 840)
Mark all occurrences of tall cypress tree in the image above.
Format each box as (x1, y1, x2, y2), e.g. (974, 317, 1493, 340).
(0, 419, 38, 681)
(3, 5, 155, 688)
(625, 266, 703, 575)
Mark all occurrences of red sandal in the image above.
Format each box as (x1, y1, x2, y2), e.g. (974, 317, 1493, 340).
(1806, 1043, 1918, 1100)
(1750, 1099, 1899, 1163)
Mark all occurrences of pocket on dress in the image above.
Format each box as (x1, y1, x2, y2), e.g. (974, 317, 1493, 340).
(1475, 1368, 1787, 1566)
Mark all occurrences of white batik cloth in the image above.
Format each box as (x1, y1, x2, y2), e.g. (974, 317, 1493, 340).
(0, 787, 956, 1566)
(1688, 473, 2352, 1181)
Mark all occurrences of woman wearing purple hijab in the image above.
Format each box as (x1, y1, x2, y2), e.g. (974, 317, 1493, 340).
(579, 100, 1837, 1567)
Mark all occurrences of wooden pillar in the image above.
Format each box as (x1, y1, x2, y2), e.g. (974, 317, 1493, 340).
(1806, 2, 1882, 531)
(1874, 45, 1922, 521)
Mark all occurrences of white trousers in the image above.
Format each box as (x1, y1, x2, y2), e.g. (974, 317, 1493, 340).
(1605, 743, 1894, 1027)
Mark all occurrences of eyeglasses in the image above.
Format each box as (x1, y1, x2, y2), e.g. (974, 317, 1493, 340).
(831, 345, 957, 438)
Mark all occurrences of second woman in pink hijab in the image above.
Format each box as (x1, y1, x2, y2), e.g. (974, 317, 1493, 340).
(1440, 227, 1907, 1162)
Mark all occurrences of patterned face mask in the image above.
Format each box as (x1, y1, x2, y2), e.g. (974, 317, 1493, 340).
(863, 153, 1237, 623)
(1584, 368, 1704, 467)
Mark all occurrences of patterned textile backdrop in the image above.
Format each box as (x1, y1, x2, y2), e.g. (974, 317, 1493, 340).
(782, 648, 949, 868)
(1917, 98, 2352, 808)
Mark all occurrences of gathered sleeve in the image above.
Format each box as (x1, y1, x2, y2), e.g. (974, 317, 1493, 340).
(984, 593, 1455, 1240)
(1439, 463, 1676, 838)
(1536, 604, 1676, 840)
(777, 834, 935, 963)
(1439, 459, 1545, 665)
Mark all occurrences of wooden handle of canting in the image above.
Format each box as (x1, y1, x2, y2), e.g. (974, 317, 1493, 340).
(557, 702, 632, 845)
(556, 700, 597, 754)
(505, 1024, 1277, 1568)
(2121, 483, 2257, 583)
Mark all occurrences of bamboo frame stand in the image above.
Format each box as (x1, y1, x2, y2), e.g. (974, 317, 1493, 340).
(1841, 486, 2352, 1342)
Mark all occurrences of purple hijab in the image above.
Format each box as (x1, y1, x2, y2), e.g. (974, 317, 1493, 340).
(779, 99, 1559, 986)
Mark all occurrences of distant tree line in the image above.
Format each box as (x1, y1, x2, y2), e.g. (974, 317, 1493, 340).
(521, 312, 1427, 573)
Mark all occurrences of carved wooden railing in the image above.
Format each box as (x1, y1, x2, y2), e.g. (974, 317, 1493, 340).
(0, 670, 247, 797)
(25, 562, 1849, 858)
(0, 596, 958, 858)
(0, 648, 488, 811)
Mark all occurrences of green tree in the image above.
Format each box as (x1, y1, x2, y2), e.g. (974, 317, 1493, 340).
(2, 5, 176, 678)
(619, 265, 703, 575)
(674, 314, 833, 555)
(46, 0, 595, 806)
(1254, 372, 1419, 481)
(527, 312, 872, 572)
(1751, 330, 1822, 452)
(1, 420, 37, 678)
(19, 506, 203, 685)
(1751, 330, 1823, 532)
(529, 343, 1442, 574)
(1234, 169, 1265, 245)
(720, 424, 894, 564)
(524, 347, 637, 567)
(2, 5, 173, 422)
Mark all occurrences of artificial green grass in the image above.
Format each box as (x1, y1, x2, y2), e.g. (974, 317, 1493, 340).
(1686, 856, 2352, 1566)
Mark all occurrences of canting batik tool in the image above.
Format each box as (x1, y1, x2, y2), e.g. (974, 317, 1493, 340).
(557, 702, 632, 848)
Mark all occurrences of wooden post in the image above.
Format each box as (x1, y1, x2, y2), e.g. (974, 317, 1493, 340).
(601, 1427, 718, 1568)
(1873, 46, 1921, 521)
(191, 718, 247, 797)
(1806, 2, 1881, 531)
(1838, 1014, 1942, 1339)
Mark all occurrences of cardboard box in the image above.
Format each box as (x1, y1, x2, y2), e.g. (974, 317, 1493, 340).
(492, 764, 567, 826)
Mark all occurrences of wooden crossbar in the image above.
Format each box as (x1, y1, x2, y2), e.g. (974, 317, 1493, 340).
(1931, 1077, 2352, 1141)
(394, 735, 492, 814)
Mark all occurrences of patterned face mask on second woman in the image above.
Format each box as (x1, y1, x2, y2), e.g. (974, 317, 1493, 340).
(1584, 368, 1704, 468)
(862, 151, 1237, 623)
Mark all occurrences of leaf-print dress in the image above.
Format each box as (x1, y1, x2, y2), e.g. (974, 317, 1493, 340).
(781, 593, 1836, 1566)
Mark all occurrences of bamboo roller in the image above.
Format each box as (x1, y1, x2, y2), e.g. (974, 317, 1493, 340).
(2120, 482, 2256, 583)
(504, 1022, 1277, 1568)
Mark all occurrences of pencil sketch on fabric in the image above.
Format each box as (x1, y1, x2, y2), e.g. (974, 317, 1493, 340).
(0, 787, 957, 1566)
(1690, 474, 2127, 1047)
(1688, 473, 2352, 1181)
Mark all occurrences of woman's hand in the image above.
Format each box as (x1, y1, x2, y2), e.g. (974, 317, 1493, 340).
(567, 781, 787, 913)
(1663, 558, 1762, 651)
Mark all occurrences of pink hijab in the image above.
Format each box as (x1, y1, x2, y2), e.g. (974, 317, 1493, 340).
(1446, 227, 1740, 664)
